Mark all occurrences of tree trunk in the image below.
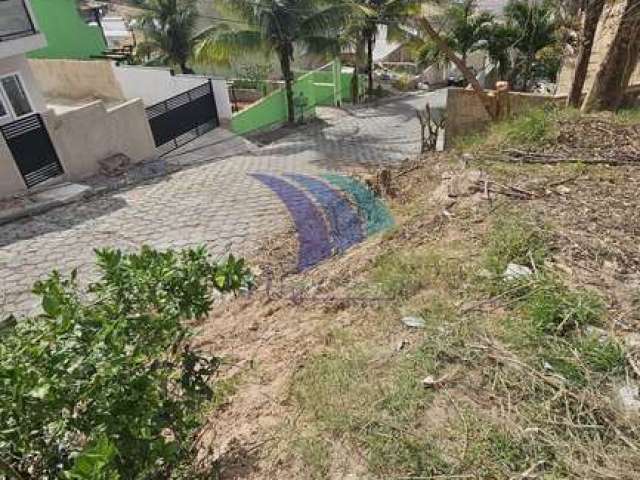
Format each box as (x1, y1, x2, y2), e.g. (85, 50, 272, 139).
(522, 51, 534, 92)
(352, 37, 365, 104)
(180, 62, 194, 74)
(366, 31, 374, 94)
(567, 0, 605, 107)
(582, 0, 640, 112)
(351, 63, 360, 104)
(420, 18, 496, 119)
(279, 47, 295, 123)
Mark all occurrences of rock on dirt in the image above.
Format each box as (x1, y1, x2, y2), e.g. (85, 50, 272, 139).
(430, 169, 486, 208)
(503, 263, 533, 281)
(98, 153, 131, 177)
(401, 316, 426, 328)
(615, 384, 640, 415)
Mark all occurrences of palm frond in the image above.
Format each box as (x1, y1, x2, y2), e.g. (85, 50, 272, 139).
(195, 30, 266, 65)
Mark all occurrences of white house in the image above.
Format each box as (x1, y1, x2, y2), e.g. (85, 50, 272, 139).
(0, 0, 46, 117)
(0, 0, 234, 201)
(0, 0, 54, 197)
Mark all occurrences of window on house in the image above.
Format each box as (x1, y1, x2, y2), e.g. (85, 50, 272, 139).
(1, 74, 33, 117)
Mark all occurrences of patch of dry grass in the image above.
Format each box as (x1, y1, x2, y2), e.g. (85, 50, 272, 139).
(196, 106, 640, 478)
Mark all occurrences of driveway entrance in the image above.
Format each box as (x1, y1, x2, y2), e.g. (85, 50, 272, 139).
(146, 81, 220, 155)
(1, 92, 439, 315)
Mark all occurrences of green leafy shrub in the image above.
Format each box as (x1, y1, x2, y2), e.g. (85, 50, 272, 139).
(0, 246, 252, 479)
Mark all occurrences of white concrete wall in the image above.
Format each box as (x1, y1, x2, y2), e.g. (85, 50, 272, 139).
(0, 53, 48, 199)
(0, 134, 27, 198)
(0, 54, 47, 121)
(112, 65, 233, 120)
(44, 98, 156, 180)
(29, 59, 126, 102)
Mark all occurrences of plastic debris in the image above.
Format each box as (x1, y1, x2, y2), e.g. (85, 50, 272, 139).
(401, 316, 426, 328)
(503, 263, 533, 281)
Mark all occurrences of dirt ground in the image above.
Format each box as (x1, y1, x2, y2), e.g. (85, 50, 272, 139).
(189, 112, 640, 479)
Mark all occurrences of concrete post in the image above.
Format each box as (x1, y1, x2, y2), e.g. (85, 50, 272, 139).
(332, 58, 342, 107)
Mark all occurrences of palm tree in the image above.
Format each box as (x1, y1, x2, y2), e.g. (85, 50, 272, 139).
(414, 0, 497, 70)
(504, 0, 558, 91)
(196, 0, 351, 123)
(338, 14, 369, 103)
(136, 0, 199, 73)
(358, 0, 423, 94)
(405, 2, 497, 118)
(445, 0, 495, 65)
(484, 23, 516, 80)
(416, 16, 496, 118)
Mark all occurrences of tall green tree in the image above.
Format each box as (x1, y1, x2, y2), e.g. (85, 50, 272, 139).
(196, 0, 351, 123)
(417, 15, 496, 118)
(504, 0, 558, 90)
(136, 0, 199, 73)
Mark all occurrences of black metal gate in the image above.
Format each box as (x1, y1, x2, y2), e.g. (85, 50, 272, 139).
(1, 114, 64, 189)
(145, 81, 220, 155)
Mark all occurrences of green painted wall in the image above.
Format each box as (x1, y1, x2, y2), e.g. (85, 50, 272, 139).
(231, 68, 363, 135)
(28, 0, 107, 59)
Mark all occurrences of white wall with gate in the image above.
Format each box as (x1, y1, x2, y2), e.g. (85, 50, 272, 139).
(112, 65, 233, 122)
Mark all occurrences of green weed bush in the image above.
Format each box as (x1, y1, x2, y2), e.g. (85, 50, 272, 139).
(0, 246, 252, 479)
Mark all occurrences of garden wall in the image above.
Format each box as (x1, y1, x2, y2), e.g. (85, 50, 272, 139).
(231, 68, 363, 135)
(444, 88, 566, 148)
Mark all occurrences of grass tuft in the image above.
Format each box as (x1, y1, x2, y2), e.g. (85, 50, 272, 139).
(291, 341, 452, 477)
(292, 431, 331, 479)
(522, 273, 604, 336)
(576, 336, 626, 374)
(497, 108, 554, 146)
(484, 214, 548, 276)
(613, 106, 640, 125)
(454, 106, 588, 152)
(369, 249, 464, 300)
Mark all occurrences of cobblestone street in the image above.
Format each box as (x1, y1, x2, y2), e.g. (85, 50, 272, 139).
(0, 92, 440, 314)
